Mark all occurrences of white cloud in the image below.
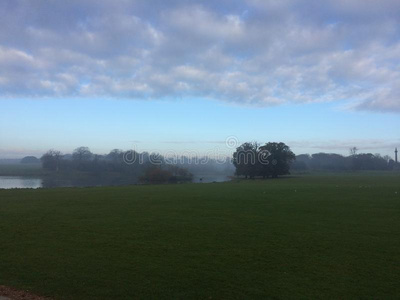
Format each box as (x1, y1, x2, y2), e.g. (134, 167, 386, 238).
(0, 0, 399, 112)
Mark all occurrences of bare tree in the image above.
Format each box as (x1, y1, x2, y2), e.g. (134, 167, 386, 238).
(41, 150, 62, 171)
(72, 147, 93, 162)
(383, 155, 391, 163)
(349, 147, 358, 156)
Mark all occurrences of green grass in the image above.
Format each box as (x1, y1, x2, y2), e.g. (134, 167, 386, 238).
(0, 173, 399, 299)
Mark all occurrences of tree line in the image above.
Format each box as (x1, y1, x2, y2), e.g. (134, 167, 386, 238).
(39, 144, 398, 184)
(292, 151, 397, 171)
(232, 142, 398, 178)
(40, 147, 194, 184)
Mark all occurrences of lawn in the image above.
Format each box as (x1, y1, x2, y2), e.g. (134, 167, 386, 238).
(0, 173, 399, 299)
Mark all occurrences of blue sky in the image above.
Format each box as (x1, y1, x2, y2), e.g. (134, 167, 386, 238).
(1, 0, 399, 158)
(1, 97, 399, 158)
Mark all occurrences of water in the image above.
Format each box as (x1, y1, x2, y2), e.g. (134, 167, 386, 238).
(0, 175, 231, 189)
(0, 176, 140, 189)
(0, 176, 42, 189)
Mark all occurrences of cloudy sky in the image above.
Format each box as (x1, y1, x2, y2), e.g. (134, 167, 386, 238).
(1, 0, 399, 158)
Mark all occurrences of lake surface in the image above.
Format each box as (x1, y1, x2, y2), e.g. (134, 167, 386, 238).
(0, 176, 130, 189)
(0, 175, 231, 189)
(0, 176, 43, 189)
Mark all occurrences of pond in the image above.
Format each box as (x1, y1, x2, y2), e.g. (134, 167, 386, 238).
(0, 176, 128, 189)
(0, 176, 42, 189)
(0, 175, 231, 189)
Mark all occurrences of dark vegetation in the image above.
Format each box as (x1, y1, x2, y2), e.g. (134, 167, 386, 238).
(0, 163, 43, 177)
(292, 151, 397, 171)
(233, 142, 296, 179)
(232, 142, 399, 179)
(40, 147, 194, 184)
(39, 147, 236, 185)
(1, 144, 397, 185)
(20, 156, 40, 164)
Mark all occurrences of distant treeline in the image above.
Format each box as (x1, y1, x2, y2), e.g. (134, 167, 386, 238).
(292, 152, 397, 171)
(26, 145, 399, 185)
(231, 142, 397, 178)
(40, 147, 234, 183)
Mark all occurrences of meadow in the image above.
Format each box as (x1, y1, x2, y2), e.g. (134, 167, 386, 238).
(0, 173, 399, 299)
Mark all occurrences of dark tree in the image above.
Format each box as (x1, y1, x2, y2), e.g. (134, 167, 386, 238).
(41, 150, 62, 171)
(106, 149, 124, 163)
(72, 147, 93, 162)
(166, 165, 193, 182)
(72, 147, 93, 171)
(21, 156, 40, 164)
(140, 166, 172, 183)
(232, 142, 259, 179)
(233, 141, 295, 178)
(259, 142, 295, 178)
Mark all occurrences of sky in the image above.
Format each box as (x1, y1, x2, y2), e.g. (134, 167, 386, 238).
(1, 0, 399, 158)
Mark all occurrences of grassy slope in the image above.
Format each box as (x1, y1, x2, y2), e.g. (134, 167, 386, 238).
(0, 173, 399, 299)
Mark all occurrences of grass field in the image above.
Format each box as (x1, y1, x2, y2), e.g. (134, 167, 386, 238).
(0, 173, 399, 299)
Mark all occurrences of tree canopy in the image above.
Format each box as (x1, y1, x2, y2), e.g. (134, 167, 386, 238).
(232, 142, 295, 178)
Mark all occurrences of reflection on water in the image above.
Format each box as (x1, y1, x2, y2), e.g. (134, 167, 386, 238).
(40, 177, 139, 188)
(0, 176, 42, 189)
(0, 176, 140, 189)
(0, 175, 231, 189)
